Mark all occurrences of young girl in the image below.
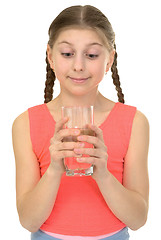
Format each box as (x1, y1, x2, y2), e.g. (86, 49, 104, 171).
(12, 5, 149, 240)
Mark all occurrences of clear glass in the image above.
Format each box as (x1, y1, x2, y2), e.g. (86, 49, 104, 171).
(62, 106, 95, 176)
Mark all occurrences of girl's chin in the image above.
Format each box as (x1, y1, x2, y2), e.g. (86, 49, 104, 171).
(67, 88, 90, 96)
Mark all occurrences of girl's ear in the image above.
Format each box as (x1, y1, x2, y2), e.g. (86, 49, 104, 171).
(47, 44, 54, 70)
(106, 49, 115, 73)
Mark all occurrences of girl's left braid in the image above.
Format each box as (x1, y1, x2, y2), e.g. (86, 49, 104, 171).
(44, 51, 55, 103)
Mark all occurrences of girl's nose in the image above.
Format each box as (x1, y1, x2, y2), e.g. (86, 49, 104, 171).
(73, 55, 85, 72)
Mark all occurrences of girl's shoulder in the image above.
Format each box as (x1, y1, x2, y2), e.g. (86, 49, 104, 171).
(118, 101, 149, 128)
(12, 103, 48, 134)
(132, 109, 149, 133)
(12, 110, 30, 145)
(102, 97, 149, 128)
(12, 110, 29, 131)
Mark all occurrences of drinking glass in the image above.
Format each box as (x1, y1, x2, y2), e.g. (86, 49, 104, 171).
(62, 106, 95, 176)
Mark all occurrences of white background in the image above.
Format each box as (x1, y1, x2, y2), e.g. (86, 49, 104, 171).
(0, 0, 160, 239)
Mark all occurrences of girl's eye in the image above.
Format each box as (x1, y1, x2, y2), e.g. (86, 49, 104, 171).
(61, 53, 74, 57)
(86, 54, 99, 59)
(61, 52, 98, 59)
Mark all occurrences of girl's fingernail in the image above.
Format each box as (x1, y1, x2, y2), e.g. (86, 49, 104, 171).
(76, 158, 83, 161)
(74, 148, 81, 153)
(74, 130, 80, 135)
(77, 136, 83, 140)
(79, 143, 84, 147)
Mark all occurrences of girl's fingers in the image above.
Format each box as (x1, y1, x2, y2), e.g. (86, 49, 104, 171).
(76, 157, 96, 165)
(57, 128, 80, 142)
(50, 127, 80, 143)
(76, 156, 97, 165)
(54, 117, 69, 134)
(77, 134, 107, 151)
(76, 124, 106, 147)
(76, 156, 108, 171)
(74, 147, 99, 158)
(55, 141, 84, 151)
(88, 124, 104, 142)
(49, 146, 82, 160)
(74, 147, 107, 160)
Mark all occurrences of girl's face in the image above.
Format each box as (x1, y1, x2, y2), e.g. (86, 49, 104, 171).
(47, 28, 114, 96)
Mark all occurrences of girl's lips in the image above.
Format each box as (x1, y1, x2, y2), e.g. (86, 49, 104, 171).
(69, 77, 89, 83)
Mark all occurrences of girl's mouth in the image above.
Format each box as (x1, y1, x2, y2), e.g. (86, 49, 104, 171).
(69, 77, 89, 83)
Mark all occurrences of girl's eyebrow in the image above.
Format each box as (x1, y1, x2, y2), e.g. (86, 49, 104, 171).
(58, 41, 103, 47)
(58, 41, 73, 46)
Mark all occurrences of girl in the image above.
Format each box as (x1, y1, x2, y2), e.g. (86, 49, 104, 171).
(12, 5, 149, 240)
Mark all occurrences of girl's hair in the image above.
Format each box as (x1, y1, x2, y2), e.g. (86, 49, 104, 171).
(44, 5, 125, 104)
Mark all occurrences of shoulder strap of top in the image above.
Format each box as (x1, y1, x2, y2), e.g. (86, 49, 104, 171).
(116, 102, 137, 150)
(28, 104, 55, 159)
(103, 102, 137, 154)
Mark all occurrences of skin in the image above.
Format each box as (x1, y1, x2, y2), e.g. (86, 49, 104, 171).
(12, 28, 149, 232)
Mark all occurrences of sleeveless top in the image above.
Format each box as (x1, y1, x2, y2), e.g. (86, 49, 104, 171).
(28, 102, 137, 236)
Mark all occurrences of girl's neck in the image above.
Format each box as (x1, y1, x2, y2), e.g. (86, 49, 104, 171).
(55, 90, 103, 109)
(48, 90, 114, 125)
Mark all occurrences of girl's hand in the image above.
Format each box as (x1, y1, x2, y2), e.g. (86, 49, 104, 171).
(49, 117, 83, 175)
(74, 124, 109, 180)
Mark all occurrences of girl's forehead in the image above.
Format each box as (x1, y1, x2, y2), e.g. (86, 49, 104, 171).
(55, 28, 105, 46)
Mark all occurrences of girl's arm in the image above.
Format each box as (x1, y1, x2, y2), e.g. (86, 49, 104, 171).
(75, 110, 149, 230)
(96, 110, 149, 230)
(12, 112, 81, 232)
(12, 111, 62, 232)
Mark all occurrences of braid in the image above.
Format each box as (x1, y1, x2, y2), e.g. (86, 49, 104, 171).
(111, 44, 125, 104)
(44, 51, 56, 103)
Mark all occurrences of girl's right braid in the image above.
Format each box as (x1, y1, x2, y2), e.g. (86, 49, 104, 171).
(111, 44, 125, 104)
(44, 51, 56, 103)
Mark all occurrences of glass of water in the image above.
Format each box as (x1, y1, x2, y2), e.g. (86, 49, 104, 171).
(62, 106, 95, 176)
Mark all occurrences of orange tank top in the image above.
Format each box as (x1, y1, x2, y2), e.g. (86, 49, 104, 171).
(28, 102, 136, 236)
